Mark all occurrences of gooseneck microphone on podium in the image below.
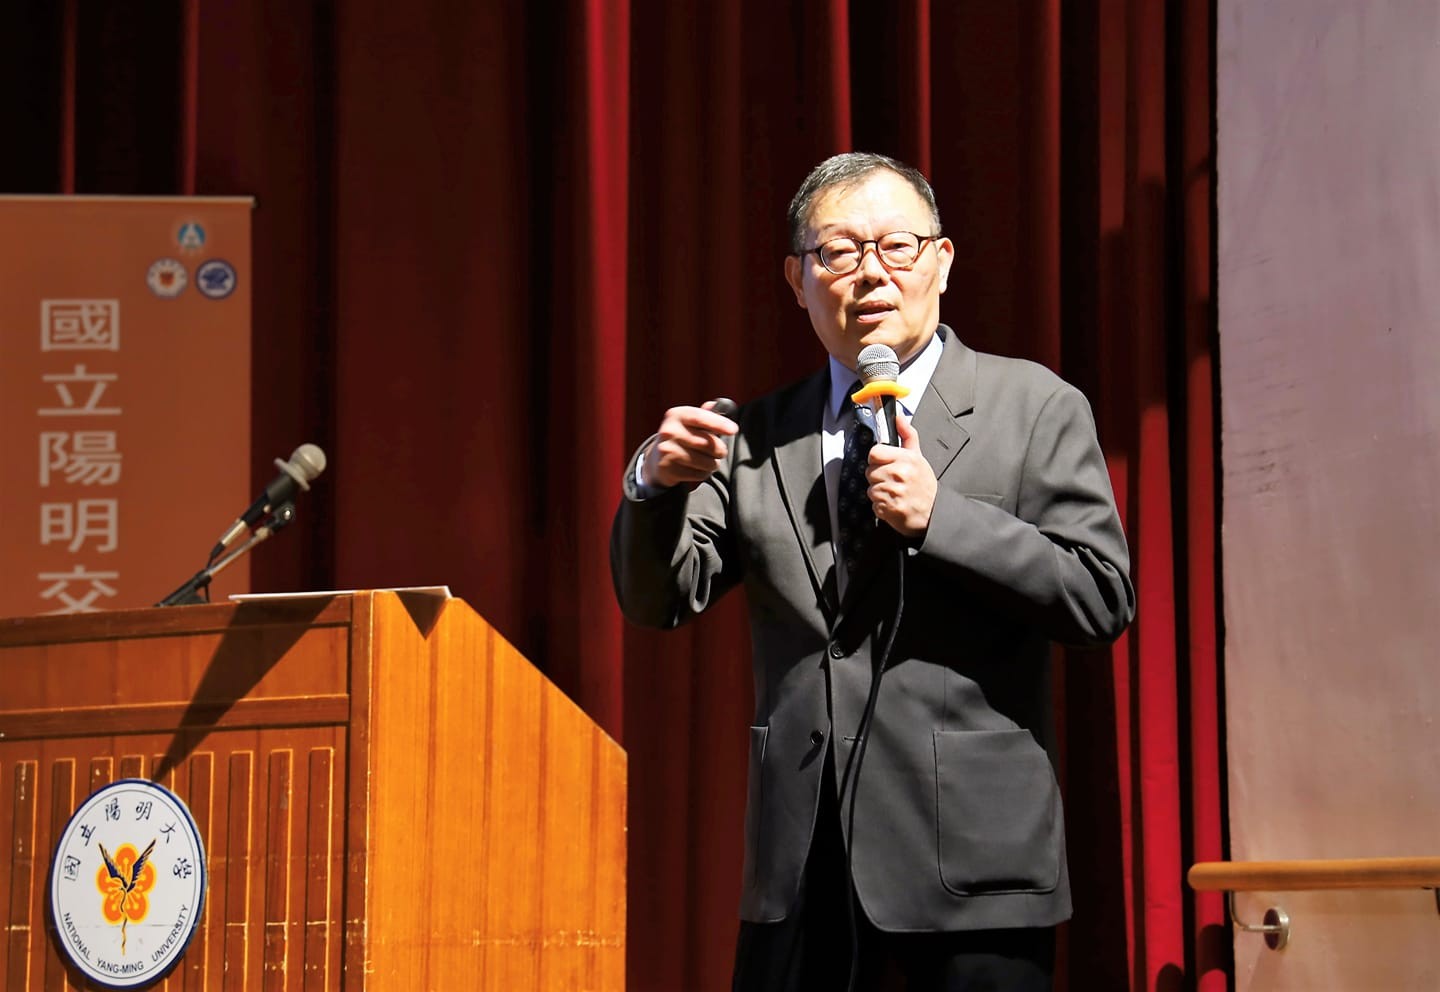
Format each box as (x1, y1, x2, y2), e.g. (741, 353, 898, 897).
(210, 444, 327, 561)
(156, 443, 327, 607)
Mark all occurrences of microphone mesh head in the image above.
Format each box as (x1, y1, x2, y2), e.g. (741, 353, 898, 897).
(289, 443, 327, 481)
(857, 343, 900, 383)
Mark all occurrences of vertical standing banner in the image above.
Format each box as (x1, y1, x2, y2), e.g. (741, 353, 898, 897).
(0, 197, 252, 618)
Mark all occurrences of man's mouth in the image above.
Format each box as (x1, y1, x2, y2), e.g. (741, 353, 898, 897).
(854, 302, 895, 324)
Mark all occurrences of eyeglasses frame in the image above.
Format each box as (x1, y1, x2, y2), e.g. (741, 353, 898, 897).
(792, 231, 943, 275)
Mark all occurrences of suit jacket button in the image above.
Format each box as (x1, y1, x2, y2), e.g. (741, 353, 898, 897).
(810, 730, 825, 746)
(828, 643, 844, 658)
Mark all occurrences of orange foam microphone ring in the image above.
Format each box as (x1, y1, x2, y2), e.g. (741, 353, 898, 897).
(850, 381, 911, 405)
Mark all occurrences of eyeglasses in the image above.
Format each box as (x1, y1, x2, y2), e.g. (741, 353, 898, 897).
(794, 231, 940, 275)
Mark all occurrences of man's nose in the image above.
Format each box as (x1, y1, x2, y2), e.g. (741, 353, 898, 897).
(856, 242, 890, 280)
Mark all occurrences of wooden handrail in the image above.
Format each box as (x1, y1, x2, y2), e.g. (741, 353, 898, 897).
(1189, 857, 1440, 892)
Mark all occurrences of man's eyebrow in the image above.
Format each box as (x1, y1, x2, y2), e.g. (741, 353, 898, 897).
(812, 225, 859, 240)
(813, 221, 914, 238)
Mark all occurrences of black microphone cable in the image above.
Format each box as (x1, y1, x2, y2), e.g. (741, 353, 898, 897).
(834, 538, 906, 992)
(827, 342, 912, 990)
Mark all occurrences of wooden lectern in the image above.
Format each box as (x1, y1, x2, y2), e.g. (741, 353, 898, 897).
(0, 590, 626, 990)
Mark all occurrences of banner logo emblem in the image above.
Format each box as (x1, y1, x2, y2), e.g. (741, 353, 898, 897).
(195, 259, 237, 300)
(146, 259, 188, 298)
(176, 223, 206, 252)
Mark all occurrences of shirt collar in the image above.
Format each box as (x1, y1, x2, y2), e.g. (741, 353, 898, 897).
(827, 329, 944, 419)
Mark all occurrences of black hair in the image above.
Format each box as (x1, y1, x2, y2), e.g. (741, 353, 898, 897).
(786, 152, 942, 253)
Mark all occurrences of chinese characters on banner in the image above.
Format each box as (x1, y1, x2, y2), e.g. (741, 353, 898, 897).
(38, 304, 123, 612)
(0, 198, 252, 618)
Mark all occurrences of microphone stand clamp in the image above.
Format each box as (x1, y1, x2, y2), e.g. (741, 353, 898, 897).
(156, 503, 298, 607)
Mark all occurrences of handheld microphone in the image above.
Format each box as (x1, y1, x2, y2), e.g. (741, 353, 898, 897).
(210, 443, 326, 560)
(852, 344, 908, 446)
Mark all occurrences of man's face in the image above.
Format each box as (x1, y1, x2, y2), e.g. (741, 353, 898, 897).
(784, 169, 954, 370)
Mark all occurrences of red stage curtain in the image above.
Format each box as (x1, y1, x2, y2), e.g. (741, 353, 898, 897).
(0, 0, 1225, 988)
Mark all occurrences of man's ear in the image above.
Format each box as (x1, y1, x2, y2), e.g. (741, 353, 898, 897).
(935, 237, 955, 295)
(783, 255, 808, 308)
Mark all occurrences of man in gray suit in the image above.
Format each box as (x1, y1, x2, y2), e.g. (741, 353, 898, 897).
(611, 152, 1134, 991)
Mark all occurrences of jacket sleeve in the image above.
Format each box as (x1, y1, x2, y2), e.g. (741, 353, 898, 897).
(609, 438, 743, 629)
(917, 383, 1135, 646)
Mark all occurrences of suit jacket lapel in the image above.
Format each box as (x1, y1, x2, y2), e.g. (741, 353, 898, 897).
(913, 325, 973, 484)
(769, 367, 839, 624)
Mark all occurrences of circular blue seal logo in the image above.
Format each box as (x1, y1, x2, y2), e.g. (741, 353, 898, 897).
(50, 779, 207, 989)
(194, 259, 237, 300)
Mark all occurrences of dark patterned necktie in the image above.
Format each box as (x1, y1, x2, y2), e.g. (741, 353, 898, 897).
(837, 394, 877, 578)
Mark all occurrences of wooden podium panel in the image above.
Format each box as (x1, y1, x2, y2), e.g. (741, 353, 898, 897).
(0, 591, 625, 990)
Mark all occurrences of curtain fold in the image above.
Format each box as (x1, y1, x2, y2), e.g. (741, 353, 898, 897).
(0, 0, 1222, 987)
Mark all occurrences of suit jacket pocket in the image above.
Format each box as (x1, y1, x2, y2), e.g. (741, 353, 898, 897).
(744, 725, 769, 889)
(934, 729, 1061, 895)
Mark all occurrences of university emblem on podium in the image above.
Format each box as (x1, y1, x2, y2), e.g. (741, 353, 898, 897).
(49, 779, 206, 989)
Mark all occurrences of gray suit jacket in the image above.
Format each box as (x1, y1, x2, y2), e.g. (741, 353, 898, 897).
(611, 325, 1134, 932)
